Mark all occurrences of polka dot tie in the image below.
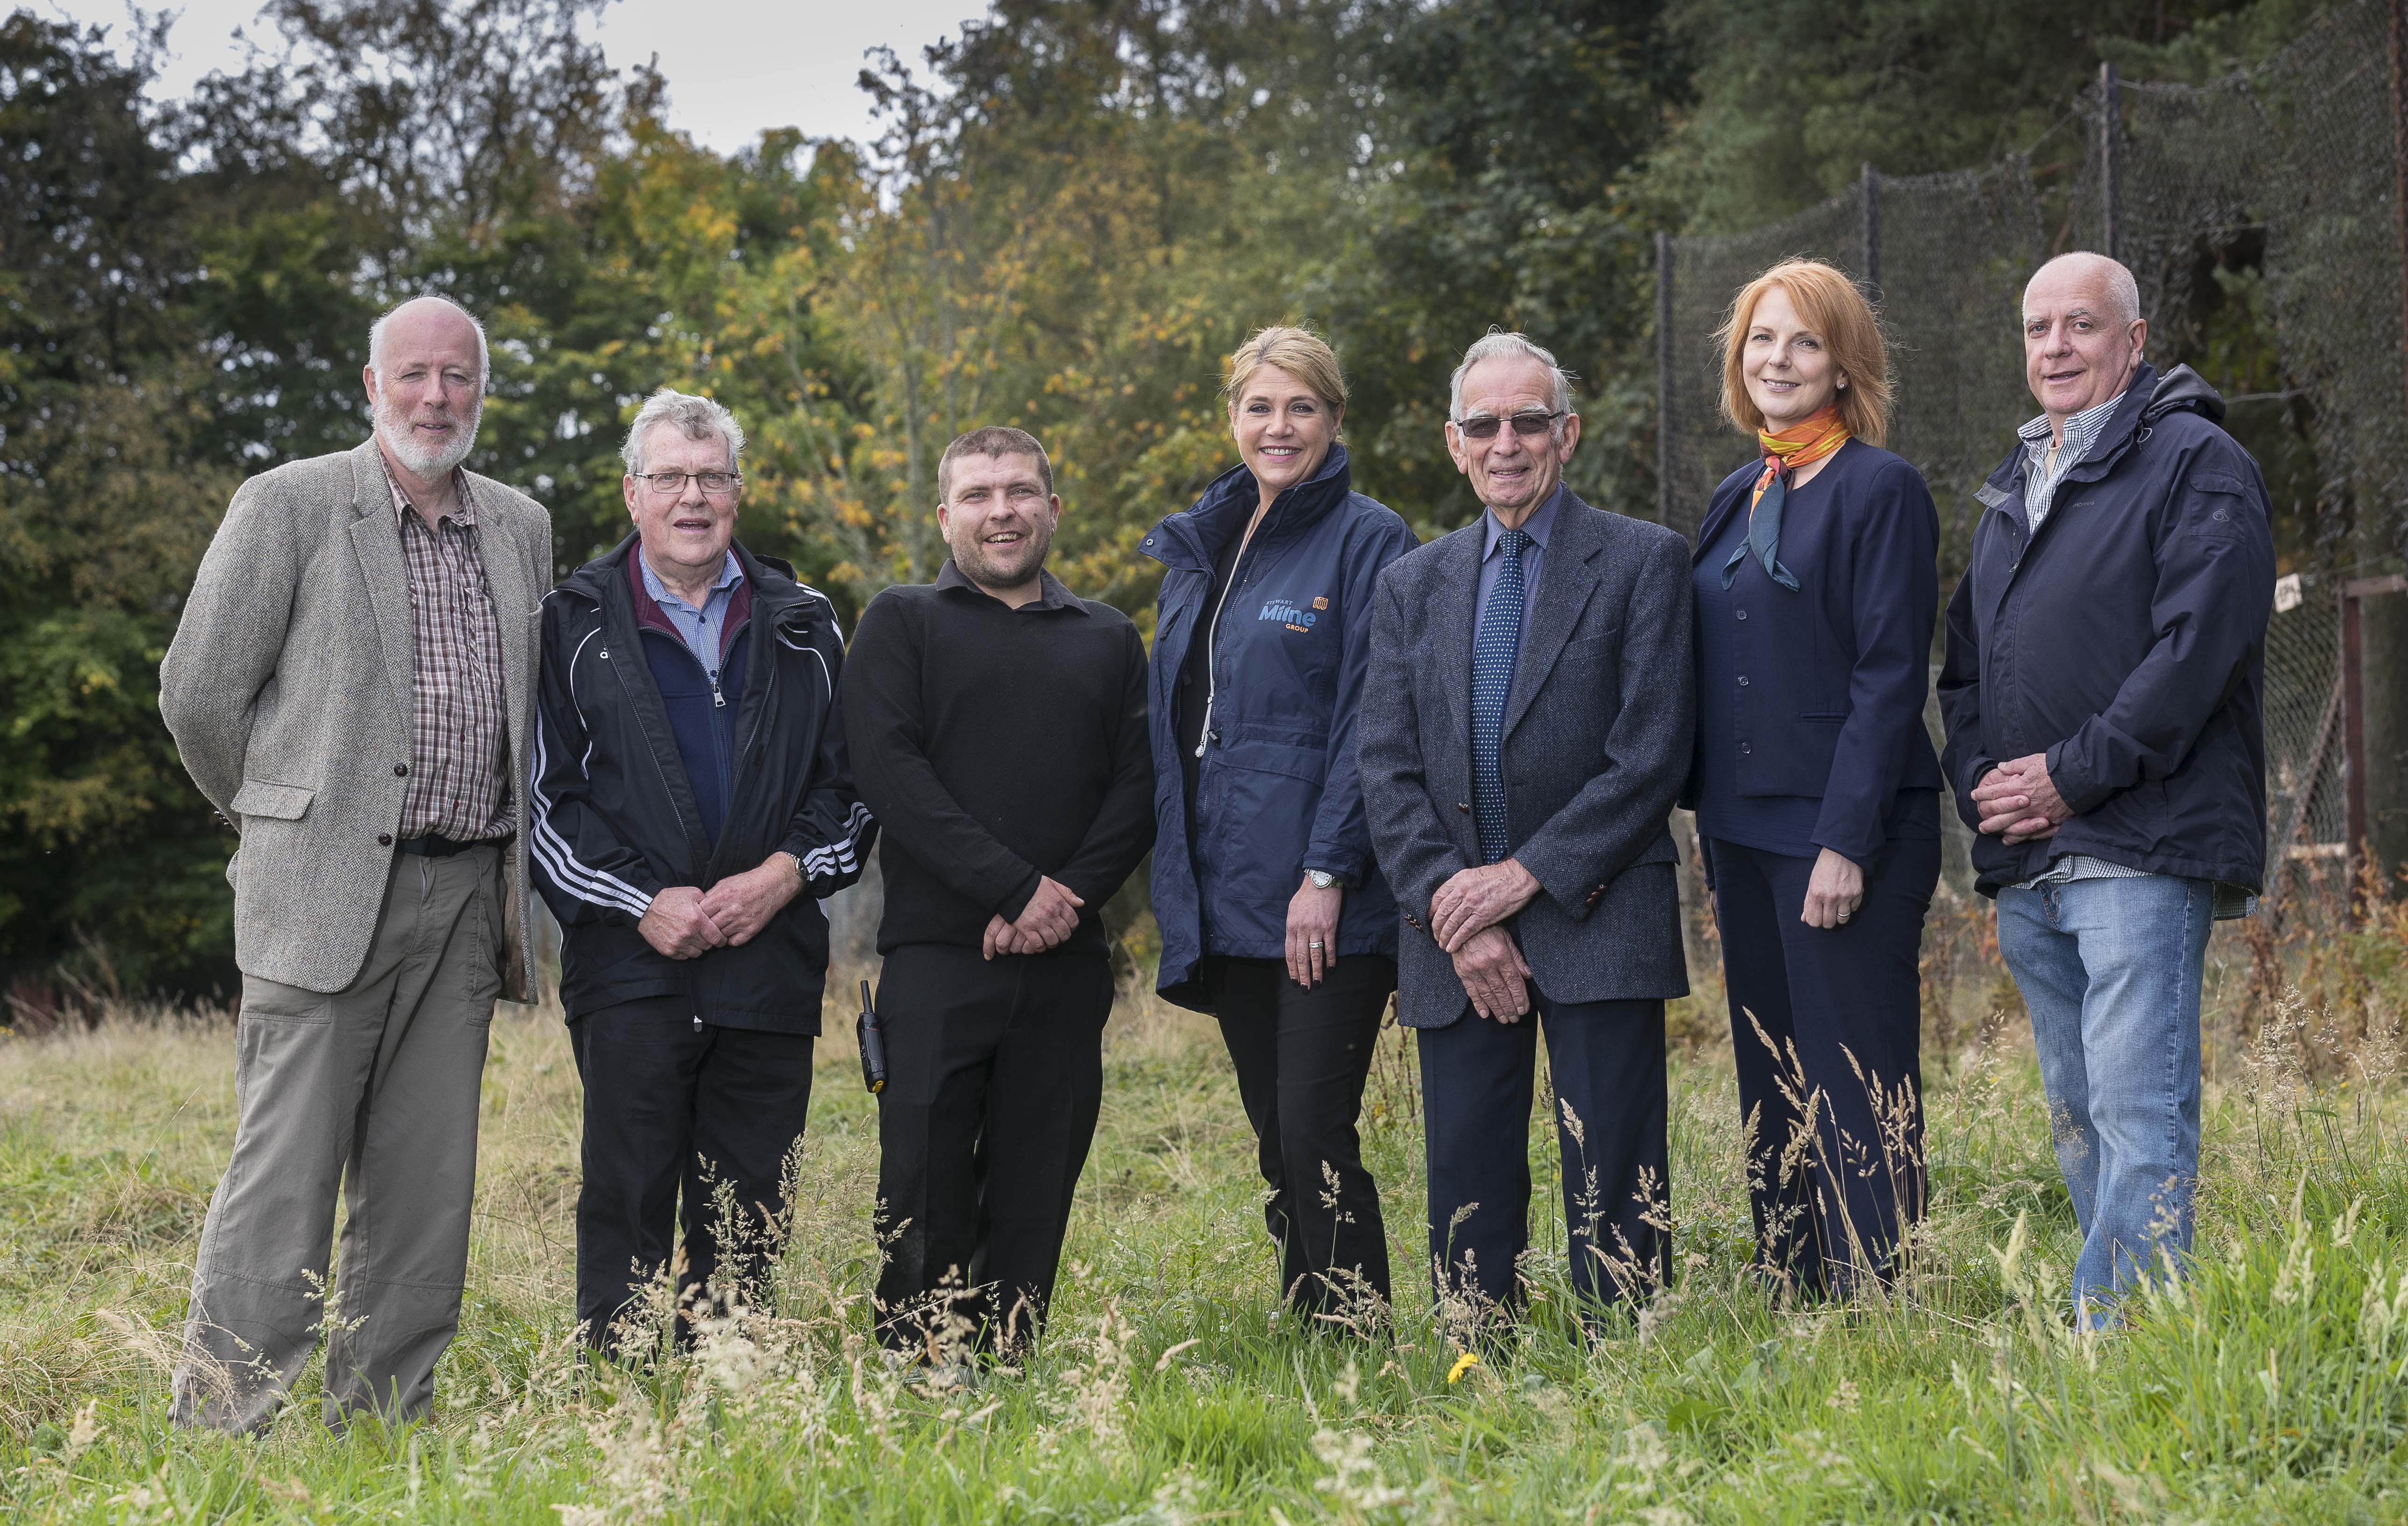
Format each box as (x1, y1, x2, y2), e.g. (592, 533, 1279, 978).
(1471, 529, 1531, 864)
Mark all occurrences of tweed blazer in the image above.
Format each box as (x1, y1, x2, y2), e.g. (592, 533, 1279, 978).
(160, 439, 552, 1000)
(1359, 490, 1695, 1027)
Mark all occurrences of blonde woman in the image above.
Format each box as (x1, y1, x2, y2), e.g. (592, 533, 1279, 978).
(1684, 260, 1944, 1298)
(1140, 327, 1416, 1319)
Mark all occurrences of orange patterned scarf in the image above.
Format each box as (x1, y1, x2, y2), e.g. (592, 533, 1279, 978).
(1752, 405, 1852, 511)
(1723, 404, 1850, 592)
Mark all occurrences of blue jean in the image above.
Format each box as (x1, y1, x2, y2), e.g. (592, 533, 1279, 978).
(1995, 873, 2212, 1317)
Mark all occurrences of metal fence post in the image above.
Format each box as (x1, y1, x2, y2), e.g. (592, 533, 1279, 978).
(1656, 229, 1674, 528)
(2392, 0, 2408, 434)
(1860, 163, 1882, 302)
(2099, 61, 2123, 260)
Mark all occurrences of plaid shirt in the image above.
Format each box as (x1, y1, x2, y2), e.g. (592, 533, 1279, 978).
(386, 462, 513, 841)
(2017, 391, 2124, 533)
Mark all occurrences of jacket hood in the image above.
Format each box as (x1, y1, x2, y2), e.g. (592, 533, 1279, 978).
(1146, 443, 1354, 569)
(2143, 362, 2226, 426)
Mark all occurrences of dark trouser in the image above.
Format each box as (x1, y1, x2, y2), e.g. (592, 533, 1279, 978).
(872, 944, 1114, 1356)
(1706, 835, 1939, 1297)
(1210, 954, 1396, 1316)
(1417, 987, 1669, 1322)
(569, 998, 816, 1350)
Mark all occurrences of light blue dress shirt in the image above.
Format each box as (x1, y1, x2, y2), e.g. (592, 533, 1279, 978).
(638, 548, 745, 672)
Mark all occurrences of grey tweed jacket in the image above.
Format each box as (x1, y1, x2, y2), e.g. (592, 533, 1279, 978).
(160, 439, 553, 1001)
(1358, 489, 1694, 1027)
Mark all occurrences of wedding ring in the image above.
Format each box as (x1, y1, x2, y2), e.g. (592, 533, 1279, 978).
(1308, 940, 1326, 949)
(1837, 913, 1851, 924)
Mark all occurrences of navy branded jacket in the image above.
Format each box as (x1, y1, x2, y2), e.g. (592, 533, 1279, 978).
(1140, 445, 1417, 1008)
(1681, 439, 1945, 868)
(530, 535, 874, 1029)
(1939, 364, 2276, 896)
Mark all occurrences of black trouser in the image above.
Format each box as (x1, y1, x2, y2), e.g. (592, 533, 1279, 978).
(1706, 835, 1939, 1297)
(568, 997, 816, 1350)
(1210, 955, 1396, 1316)
(872, 944, 1114, 1356)
(1418, 988, 1669, 1321)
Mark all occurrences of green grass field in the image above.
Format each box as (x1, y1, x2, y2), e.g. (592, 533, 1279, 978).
(0, 981, 2403, 1523)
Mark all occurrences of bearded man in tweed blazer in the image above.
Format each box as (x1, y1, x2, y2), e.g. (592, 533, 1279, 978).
(158, 295, 552, 1433)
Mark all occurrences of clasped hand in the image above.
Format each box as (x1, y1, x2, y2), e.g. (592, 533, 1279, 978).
(1971, 753, 2070, 845)
(1430, 858, 1540, 952)
(983, 875, 1084, 960)
(638, 856, 804, 960)
(1430, 859, 1541, 1023)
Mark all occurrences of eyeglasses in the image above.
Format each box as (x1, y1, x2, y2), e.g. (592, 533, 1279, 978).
(634, 470, 741, 497)
(1451, 410, 1565, 441)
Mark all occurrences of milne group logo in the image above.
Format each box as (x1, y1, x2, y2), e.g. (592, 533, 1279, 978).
(1259, 596, 1327, 633)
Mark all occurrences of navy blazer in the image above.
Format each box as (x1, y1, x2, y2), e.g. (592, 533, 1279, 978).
(1682, 439, 1945, 868)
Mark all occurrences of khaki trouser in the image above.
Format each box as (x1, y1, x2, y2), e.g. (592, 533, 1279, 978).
(172, 845, 503, 1433)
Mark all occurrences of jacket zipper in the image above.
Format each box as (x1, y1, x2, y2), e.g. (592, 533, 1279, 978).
(708, 613, 779, 883)
(1193, 514, 1275, 760)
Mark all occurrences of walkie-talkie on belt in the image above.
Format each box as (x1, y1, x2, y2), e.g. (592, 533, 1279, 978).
(857, 979, 888, 1095)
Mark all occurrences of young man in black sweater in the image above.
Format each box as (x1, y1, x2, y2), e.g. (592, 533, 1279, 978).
(843, 425, 1155, 1359)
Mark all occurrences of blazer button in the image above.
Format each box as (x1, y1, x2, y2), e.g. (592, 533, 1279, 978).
(1585, 886, 1605, 907)
(377, 833, 394, 846)
(1455, 802, 1471, 813)
(1737, 676, 1749, 687)
(1740, 743, 1752, 756)
(1735, 609, 1748, 621)
(394, 763, 409, 776)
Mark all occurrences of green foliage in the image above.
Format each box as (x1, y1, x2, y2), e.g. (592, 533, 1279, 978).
(0, 0, 2340, 998)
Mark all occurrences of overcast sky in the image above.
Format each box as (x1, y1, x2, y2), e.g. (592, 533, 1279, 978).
(41, 0, 985, 151)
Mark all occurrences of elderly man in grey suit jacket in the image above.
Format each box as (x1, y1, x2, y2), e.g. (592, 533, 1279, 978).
(1360, 331, 1694, 1333)
(158, 295, 552, 1432)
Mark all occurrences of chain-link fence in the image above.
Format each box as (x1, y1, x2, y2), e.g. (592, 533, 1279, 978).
(1656, 0, 2405, 900)
(1657, 161, 2042, 558)
(2085, 0, 2408, 559)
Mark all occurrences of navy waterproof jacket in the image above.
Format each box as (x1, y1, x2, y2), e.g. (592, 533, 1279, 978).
(1938, 364, 2276, 896)
(1141, 445, 1417, 1008)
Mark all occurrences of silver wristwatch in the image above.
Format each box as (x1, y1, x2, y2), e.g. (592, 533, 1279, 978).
(1307, 870, 1338, 890)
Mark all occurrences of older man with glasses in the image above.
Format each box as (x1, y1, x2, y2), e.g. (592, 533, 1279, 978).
(530, 388, 873, 1353)
(1360, 331, 1694, 1338)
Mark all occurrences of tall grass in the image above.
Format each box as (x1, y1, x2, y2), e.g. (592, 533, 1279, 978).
(0, 952, 2403, 1522)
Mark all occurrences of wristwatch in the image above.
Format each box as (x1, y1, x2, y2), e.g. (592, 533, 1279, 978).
(782, 850, 806, 881)
(1307, 870, 1338, 890)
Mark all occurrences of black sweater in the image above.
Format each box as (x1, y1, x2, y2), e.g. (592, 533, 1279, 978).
(843, 562, 1156, 957)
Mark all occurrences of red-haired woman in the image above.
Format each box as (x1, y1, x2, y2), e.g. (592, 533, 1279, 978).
(1686, 259, 1945, 1299)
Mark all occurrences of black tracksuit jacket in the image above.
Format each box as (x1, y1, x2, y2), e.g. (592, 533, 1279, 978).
(530, 535, 874, 1030)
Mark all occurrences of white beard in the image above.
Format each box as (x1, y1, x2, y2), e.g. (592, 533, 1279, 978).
(375, 393, 482, 478)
